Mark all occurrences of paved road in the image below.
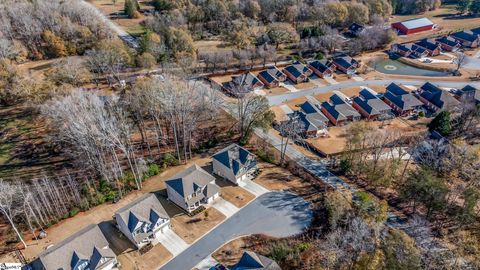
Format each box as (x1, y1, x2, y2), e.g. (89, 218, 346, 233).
(80, 0, 139, 49)
(267, 79, 480, 105)
(159, 191, 313, 270)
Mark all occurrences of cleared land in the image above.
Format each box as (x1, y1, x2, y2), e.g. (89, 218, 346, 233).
(171, 208, 226, 244)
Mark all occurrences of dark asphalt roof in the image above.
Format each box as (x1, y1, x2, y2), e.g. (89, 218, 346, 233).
(420, 82, 460, 110)
(415, 39, 440, 51)
(472, 27, 480, 35)
(284, 65, 302, 78)
(354, 89, 391, 115)
(289, 110, 327, 132)
(322, 93, 360, 121)
(309, 60, 333, 73)
(300, 100, 320, 114)
(36, 224, 116, 270)
(384, 84, 423, 111)
(258, 67, 285, 83)
(452, 30, 479, 42)
(232, 251, 281, 270)
(333, 55, 358, 69)
(165, 164, 217, 198)
(436, 36, 460, 47)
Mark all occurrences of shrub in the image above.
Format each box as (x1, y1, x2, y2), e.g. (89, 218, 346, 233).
(69, 207, 80, 217)
(256, 149, 276, 164)
(418, 111, 425, 117)
(339, 159, 351, 173)
(136, 52, 157, 68)
(163, 153, 179, 167)
(296, 243, 311, 252)
(147, 164, 161, 177)
(92, 193, 106, 205)
(269, 243, 290, 262)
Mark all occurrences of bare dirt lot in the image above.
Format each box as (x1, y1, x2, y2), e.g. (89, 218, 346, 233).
(171, 207, 226, 244)
(218, 182, 255, 208)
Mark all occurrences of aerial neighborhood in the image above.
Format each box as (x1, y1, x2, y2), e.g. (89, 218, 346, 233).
(1, 1, 480, 270)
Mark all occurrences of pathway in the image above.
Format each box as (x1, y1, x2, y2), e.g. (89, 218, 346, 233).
(156, 229, 189, 256)
(212, 198, 239, 218)
(80, 0, 139, 49)
(240, 179, 270, 196)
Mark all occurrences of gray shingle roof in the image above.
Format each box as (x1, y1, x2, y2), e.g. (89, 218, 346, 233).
(232, 251, 281, 270)
(420, 82, 460, 110)
(213, 144, 256, 176)
(37, 224, 116, 270)
(115, 193, 169, 234)
(385, 83, 423, 111)
(354, 89, 391, 115)
(165, 164, 217, 199)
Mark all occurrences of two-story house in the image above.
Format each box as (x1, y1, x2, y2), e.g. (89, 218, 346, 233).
(166, 164, 220, 213)
(33, 224, 118, 270)
(212, 144, 257, 185)
(114, 193, 171, 248)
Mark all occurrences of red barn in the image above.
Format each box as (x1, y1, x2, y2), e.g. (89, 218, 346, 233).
(392, 18, 436, 35)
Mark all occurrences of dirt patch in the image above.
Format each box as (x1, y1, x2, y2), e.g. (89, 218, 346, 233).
(265, 86, 290, 95)
(295, 82, 316, 90)
(171, 207, 226, 244)
(212, 238, 248, 267)
(220, 184, 255, 208)
(306, 126, 348, 156)
(119, 243, 172, 270)
(255, 163, 307, 191)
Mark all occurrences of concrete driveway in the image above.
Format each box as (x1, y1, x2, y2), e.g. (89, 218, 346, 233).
(159, 191, 313, 270)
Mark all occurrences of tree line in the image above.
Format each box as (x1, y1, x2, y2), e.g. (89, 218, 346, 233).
(0, 0, 111, 61)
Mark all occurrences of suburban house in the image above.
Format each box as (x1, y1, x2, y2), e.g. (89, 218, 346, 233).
(288, 101, 329, 138)
(418, 82, 460, 112)
(308, 60, 335, 78)
(257, 66, 287, 88)
(390, 43, 428, 58)
(283, 62, 313, 83)
(352, 88, 392, 120)
(166, 164, 220, 213)
(435, 36, 461, 52)
(115, 193, 170, 248)
(222, 72, 264, 96)
(451, 30, 480, 48)
(414, 39, 442, 56)
(348, 23, 366, 36)
(231, 251, 281, 270)
(33, 224, 118, 270)
(332, 55, 359, 75)
(383, 83, 423, 116)
(212, 144, 257, 185)
(391, 17, 436, 35)
(320, 92, 361, 126)
(454, 85, 480, 105)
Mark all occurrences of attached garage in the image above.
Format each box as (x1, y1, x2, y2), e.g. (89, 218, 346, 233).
(392, 18, 436, 35)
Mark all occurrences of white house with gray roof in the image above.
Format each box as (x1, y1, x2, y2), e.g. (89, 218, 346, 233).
(114, 193, 171, 248)
(212, 144, 257, 185)
(165, 164, 220, 213)
(33, 224, 117, 270)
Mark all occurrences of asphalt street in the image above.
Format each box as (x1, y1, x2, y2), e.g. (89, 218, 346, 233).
(159, 191, 313, 270)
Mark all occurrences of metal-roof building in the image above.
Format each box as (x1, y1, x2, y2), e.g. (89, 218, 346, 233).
(392, 18, 435, 35)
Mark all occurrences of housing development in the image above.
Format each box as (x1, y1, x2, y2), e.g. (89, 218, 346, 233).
(0, 1, 480, 270)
